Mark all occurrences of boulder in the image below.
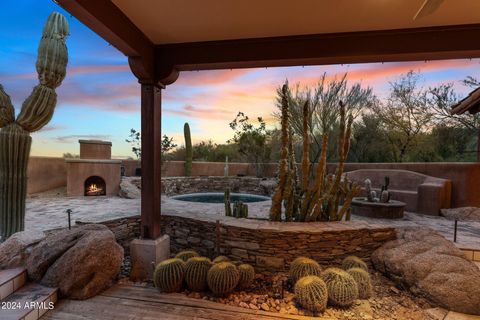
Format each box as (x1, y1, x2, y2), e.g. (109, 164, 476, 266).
(118, 177, 141, 199)
(0, 231, 45, 269)
(27, 224, 123, 299)
(440, 207, 480, 222)
(372, 227, 480, 315)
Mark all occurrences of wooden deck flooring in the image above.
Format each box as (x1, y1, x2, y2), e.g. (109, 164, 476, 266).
(43, 284, 320, 320)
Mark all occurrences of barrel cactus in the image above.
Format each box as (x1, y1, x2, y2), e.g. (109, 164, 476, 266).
(320, 268, 359, 307)
(207, 262, 240, 296)
(153, 258, 186, 293)
(185, 257, 212, 292)
(213, 255, 230, 264)
(289, 257, 322, 283)
(0, 12, 69, 240)
(347, 268, 372, 299)
(341, 256, 368, 272)
(237, 263, 255, 290)
(175, 250, 199, 262)
(184, 122, 192, 176)
(294, 276, 328, 313)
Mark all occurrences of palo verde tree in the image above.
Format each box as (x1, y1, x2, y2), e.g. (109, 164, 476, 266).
(371, 71, 434, 162)
(229, 112, 272, 177)
(0, 13, 69, 240)
(277, 73, 376, 163)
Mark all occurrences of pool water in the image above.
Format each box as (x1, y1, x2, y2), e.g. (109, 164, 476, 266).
(171, 192, 270, 203)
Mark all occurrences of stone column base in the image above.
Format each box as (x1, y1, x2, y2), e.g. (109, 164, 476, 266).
(130, 235, 170, 281)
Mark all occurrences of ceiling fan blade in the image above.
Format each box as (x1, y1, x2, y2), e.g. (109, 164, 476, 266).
(413, 0, 445, 20)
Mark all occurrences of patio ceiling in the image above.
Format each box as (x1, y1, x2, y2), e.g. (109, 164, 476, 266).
(112, 0, 480, 44)
(58, 0, 480, 85)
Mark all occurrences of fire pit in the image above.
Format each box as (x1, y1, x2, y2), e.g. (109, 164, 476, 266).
(351, 197, 406, 219)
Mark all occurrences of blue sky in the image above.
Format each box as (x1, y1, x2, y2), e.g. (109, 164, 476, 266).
(1, 1, 480, 158)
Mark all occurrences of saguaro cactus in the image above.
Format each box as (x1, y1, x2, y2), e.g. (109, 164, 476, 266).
(0, 12, 69, 240)
(184, 122, 193, 176)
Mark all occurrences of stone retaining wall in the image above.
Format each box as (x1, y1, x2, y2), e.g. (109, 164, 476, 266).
(80, 212, 396, 272)
(76, 216, 141, 256)
(161, 176, 276, 196)
(160, 212, 397, 272)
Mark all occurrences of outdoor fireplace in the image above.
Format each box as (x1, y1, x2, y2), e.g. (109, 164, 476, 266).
(84, 176, 106, 196)
(66, 140, 121, 196)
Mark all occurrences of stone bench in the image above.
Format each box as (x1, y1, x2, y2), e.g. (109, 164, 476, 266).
(344, 169, 452, 215)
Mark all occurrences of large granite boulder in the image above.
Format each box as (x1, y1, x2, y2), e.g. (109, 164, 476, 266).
(372, 227, 480, 315)
(0, 231, 45, 269)
(27, 224, 123, 299)
(441, 207, 480, 222)
(118, 177, 141, 199)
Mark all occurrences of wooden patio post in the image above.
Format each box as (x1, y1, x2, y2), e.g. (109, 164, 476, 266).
(140, 83, 162, 239)
(129, 81, 170, 281)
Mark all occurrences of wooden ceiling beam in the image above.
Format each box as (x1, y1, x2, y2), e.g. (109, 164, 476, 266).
(156, 23, 480, 77)
(57, 0, 156, 83)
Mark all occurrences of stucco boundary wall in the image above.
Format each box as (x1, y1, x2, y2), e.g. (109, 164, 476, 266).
(27, 157, 480, 207)
(161, 161, 480, 207)
(28, 157, 67, 194)
(77, 212, 396, 272)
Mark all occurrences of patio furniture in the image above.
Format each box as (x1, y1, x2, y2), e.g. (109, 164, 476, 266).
(345, 169, 452, 215)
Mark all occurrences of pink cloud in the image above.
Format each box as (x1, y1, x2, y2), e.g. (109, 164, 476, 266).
(176, 69, 253, 86)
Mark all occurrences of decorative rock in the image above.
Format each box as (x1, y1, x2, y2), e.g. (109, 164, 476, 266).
(0, 230, 44, 269)
(32, 224, 124, 299)
(118, 177, 141, 199)
(249, 303, 259, 310)
(372, 227, 480, 315)
(440, 207, 480, 222)
(261, 303, 270, 311)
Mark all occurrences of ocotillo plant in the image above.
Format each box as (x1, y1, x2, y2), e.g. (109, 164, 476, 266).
(270, 82, 360, 222)
(184, 122, 193, 176)
(0, 12, 69, 240)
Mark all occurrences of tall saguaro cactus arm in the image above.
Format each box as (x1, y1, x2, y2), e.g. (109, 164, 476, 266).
(0, 12, 69, 240)
(17, 12, 69, 132)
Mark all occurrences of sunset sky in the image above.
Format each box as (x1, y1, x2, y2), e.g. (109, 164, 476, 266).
(1, 1, 480, 158)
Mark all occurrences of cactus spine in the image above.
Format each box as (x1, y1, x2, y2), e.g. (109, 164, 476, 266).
(347, 268, 372, 299)
(320, 268, 359, 307)
(213, 255, 230, 264)
(237, 263, 255, 290)
(207, 262, 240, 296)
(0, 12, 68, 240)
(185, 257, 212, 292)
(175, 250, 200, 262)
(342, 256, 368, 272)
(289, 257, 322, 283)
(153, 258, 186, 292)
(184, 122, 192, 176)
(294, 276, 328, 313)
